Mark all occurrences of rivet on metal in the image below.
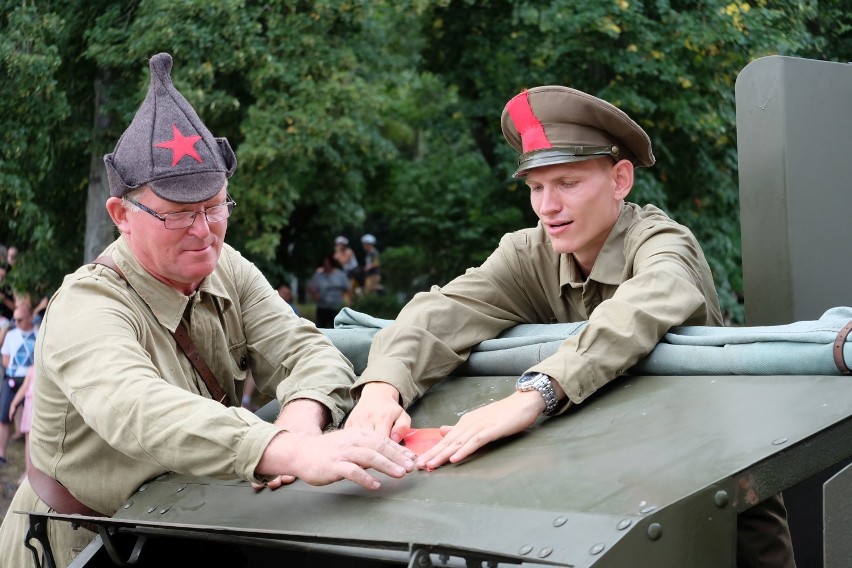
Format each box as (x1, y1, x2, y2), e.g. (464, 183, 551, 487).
(772, 437, 788, 445)
(538, 547, 553, 558)
(647, 523, 663, 541)
(123, 501, 134, 510)
(714, 490, 730, 508)
(553, 516, 568, 527)
(617, 518, 632, 530)
(159, 506, 171, 514)
(519, 545, 533, 555)
(146, 506, 156, 514)
(138, 484, 149, 492)
(640, 505, 656, 514)
(590, 543, 606, 555)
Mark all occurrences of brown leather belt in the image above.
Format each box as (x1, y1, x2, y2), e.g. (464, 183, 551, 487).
(833, 320, 852, 375)
(27, 465, 105, 529)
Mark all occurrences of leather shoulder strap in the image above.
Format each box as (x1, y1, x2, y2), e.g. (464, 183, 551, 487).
(92, 256, 232, 406)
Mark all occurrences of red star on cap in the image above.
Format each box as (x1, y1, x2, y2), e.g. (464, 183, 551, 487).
(154, 124, 203, 166)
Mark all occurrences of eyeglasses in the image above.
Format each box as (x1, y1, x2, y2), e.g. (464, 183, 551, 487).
(127, 195, 237, 230)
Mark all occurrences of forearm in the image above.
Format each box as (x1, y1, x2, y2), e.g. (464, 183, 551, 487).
(275, 398, 330, 433)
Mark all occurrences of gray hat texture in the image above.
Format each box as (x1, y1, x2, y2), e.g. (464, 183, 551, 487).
(501, 86, 655, 178)
(103, 52, 237, 203)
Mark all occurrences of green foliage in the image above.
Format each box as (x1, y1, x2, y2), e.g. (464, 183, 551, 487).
(0, 3, 78, 297)
(0, 0, 847, 326)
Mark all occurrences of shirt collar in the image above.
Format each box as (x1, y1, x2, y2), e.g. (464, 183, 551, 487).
(559, 202, 633, 289)
(111, 237, 232, 332)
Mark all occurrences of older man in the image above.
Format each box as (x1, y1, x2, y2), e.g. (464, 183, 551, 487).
(346, 86, 794, 567)
(0, 53, 413, 568)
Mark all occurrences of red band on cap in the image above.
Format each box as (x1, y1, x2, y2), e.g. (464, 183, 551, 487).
(506, 91, 551, 152)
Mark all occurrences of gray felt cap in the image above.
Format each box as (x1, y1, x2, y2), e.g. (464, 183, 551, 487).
(103, 53, 237, 203)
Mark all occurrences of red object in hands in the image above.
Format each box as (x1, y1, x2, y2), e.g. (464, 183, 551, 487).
(402, 428, 445, 456)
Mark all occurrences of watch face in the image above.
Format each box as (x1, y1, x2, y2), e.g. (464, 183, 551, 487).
(516, 373, 540, 390)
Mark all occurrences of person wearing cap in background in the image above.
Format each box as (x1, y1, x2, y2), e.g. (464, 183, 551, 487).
(345, 86, 794, 567)
(333, 235, 360, 288)
(0, 53, 414, 568)
(360, 234, 381, 295)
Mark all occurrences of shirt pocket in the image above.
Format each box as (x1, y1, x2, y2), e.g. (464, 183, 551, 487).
(228, 339, 249, 385)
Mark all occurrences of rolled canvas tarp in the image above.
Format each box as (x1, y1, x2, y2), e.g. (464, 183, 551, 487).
(324, 306, 852, 377)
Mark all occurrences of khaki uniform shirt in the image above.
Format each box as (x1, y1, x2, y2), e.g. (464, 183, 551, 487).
(31, 237, 355, 515)
(354, 202, 723, 408)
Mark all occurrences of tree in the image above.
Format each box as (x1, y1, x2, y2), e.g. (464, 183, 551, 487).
(1, 0, 845, 324)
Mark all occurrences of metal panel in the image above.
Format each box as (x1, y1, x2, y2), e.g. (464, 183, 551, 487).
(46, 372, 852, 567)
(736, 56, 852, 325)
(824, 461, 852, 567)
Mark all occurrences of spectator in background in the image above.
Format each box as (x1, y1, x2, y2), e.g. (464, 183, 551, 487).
(0, 302, 36, 466)
(278, 283, 300, 316)
(333, 236, 360, 286)
(308, 256, 351, 328)
(361, 234, 381, 295)
(0, 266, 13, 335)
(5, 247, 17, 268)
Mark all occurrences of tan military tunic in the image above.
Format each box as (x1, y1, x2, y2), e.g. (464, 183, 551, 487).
(30, 236, 355, 515)
(354, 202, 723, 406)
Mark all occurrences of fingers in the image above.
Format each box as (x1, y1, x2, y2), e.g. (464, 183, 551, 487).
(251, 474, 297, 492)
(278, 428, 415, 489)
(414, 396, 542, 470)
(415, 426, 483, 470)
(345, 383, 404, 437)
(390, 410, 412, 443)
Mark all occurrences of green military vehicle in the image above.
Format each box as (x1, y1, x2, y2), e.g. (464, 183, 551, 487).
(21, 55, 852, 568)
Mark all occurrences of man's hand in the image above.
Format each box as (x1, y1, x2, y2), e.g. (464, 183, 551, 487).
(414, 391, 546, 470)
(253, 398, 328, 490)
(345, 382, 411, 443)
(256, 427, 415, 490)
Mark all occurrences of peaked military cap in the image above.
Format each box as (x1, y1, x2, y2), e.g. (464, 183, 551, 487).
(501, 86, 655, 178)
(103, 52, 237, 203)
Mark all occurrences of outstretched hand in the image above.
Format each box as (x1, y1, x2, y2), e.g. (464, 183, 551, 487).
(414, 391, 546, 471)
(345, 382, 411, 443)
(256, 427, 415, 491)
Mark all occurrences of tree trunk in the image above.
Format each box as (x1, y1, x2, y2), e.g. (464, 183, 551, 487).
(84, 71, 116, 263)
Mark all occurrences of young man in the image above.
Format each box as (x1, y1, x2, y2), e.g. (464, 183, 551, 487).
(0, 53, 413, 568)
(345, 85, 794, 567)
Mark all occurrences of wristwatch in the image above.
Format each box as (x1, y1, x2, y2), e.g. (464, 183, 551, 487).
(515, 372, 559, 415)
